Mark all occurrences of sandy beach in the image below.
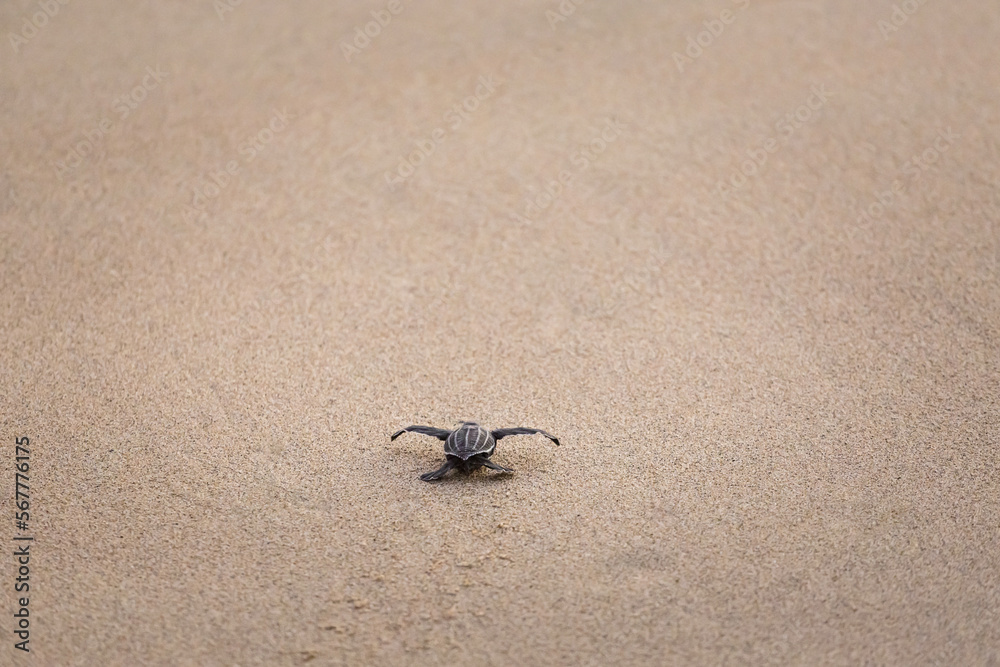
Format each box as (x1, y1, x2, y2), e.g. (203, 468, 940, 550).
(2, 0, 998, 664)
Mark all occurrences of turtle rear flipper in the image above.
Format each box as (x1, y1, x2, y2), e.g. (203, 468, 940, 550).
(479, 459, 514, 474)
(419, 459, 456, 481)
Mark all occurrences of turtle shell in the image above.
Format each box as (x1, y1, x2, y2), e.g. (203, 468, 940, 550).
(445, 422, 496, 460)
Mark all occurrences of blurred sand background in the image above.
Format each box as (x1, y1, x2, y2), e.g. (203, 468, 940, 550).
(2, 0, 999, 664)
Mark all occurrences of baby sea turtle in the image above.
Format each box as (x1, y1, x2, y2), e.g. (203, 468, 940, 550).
(391, 421, 560, 481)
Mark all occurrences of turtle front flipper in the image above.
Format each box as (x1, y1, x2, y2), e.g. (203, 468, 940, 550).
(419, 459, 456, 481)
(490, 427, 560, 446)
(392, 425, 452, 441)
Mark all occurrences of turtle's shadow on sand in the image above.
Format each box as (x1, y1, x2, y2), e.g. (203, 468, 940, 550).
(416, 469, 516, 485)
